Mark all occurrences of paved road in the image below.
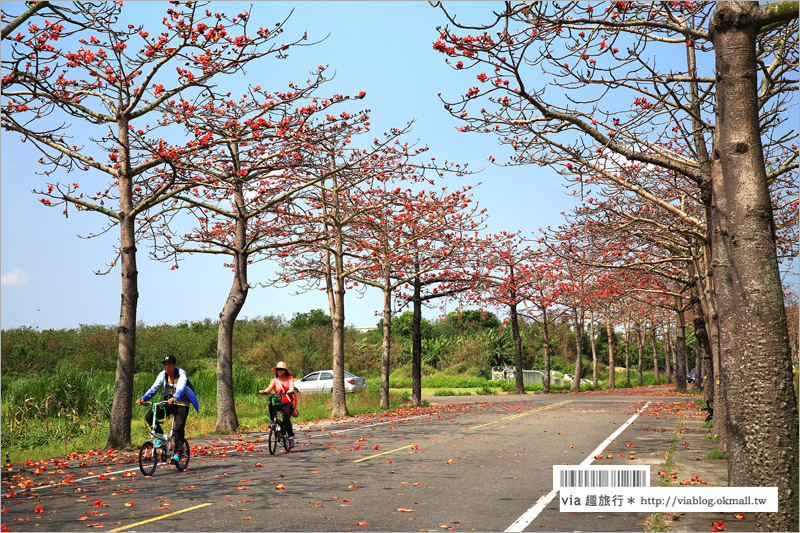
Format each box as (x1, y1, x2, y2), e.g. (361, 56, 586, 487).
(2, 389, 703, 532)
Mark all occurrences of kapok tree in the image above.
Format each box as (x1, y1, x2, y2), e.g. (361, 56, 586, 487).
(554, 190, 699, 390)
(392, 230, 487, 406)
(546, 231, 609, 391)
(469, 232, 537, 394)
(519, 246, 565, 393)
(278, 119, 467, 417)
(350, 185, 484, 409)
(1, 1, 314, 448)
(434, 4, 798, 526)
(143, 74, 359, 432)
(555, 176, 714, 398)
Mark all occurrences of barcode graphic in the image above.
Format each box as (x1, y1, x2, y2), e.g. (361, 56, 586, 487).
(554, 466, 649, 489)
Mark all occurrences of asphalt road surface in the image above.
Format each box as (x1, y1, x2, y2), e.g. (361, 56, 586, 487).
(2, 388, 700, 532)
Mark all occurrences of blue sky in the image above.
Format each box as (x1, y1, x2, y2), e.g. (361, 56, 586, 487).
(1, 1, 575, 331)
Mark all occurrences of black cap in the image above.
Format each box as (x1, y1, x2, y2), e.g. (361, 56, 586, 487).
(162, 355, 177, 364)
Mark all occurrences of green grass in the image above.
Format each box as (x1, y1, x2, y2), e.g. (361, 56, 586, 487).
(705, 448, 727, 459)
(387, 376, 671, 398)
(433, 389, 468, 396)
(392, 387, 494, 397)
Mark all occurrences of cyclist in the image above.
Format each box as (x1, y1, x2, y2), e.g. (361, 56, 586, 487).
(259, 361, 297, 447)
(136, 355, 199, 464)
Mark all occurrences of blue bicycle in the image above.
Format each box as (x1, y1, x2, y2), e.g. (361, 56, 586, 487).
(138, 401, 190, 476)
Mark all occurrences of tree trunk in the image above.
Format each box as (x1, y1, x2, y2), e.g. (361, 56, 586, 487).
(214, 187, 249, 433)
(215, 250, 248, 433)
(571, 308, 584, 391)
(636, 324, 644, 386)
(510, 303, 525, 394)
(541, 309, 551, 394)
(623, 315, 631, 388)
(606, 314, 615, 389)
(411, 273, 423, 407)
(106, 211, 137, 449)
(589, 309, 598, 387)
(330, 268, 349, 417)
(380, 280, 392, 410)
(650, 325, 660, 383)
(674, 302, 688, 390)
(710, 4, 799, 529)
(690, 283, 712, 398)
(106, 121, 135, 450)
(707, 158, 729, 451)
(663, 323, 673, 384)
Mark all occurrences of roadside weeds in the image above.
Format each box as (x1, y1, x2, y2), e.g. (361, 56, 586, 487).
(646, 411, 683, 532)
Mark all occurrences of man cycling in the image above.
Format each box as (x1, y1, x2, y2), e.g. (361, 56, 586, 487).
(136, 355, 199, 464)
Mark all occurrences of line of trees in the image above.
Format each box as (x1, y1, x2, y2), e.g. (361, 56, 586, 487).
(0, 309, 701, 383)
(434, 2, 798, 529)
(3, 3, 797, 530)
(2, 2, 475, 442)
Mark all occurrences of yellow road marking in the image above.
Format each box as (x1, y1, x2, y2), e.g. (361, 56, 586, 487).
(470, 399, 572, 430)
(353, 444, 415, 463)
(353, 400, 571, 461)
(106, 502, 212, 532)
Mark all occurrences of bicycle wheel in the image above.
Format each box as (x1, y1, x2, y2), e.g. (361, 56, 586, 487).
(267, 424, 278, 455)
(281, 433, 290, 452)
(138, 441, 158, 476)
(175, 440, 190, 471)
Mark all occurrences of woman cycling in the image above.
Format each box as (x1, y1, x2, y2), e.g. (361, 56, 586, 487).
(259, 361, 297, 447)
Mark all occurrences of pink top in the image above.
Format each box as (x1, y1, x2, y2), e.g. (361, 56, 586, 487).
(266, 376, 296, 406)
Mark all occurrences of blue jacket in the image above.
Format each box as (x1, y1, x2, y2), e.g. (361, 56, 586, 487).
(140, 367, 199, 413)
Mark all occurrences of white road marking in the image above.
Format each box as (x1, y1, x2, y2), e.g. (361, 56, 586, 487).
(504, 402, 650, 532)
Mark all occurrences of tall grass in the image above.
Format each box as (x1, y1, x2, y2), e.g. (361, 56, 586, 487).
(1, 366, 408, 463)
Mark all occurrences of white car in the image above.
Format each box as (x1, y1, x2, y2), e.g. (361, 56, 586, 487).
(294, 370, 367, 393)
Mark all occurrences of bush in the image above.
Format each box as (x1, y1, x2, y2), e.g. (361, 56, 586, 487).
(498, 380, 537, 393)
(433, 389, 467, 396)
(388, 364, 438, 386)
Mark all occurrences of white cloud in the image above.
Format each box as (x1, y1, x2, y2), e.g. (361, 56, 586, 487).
(1, 268, 32, 286)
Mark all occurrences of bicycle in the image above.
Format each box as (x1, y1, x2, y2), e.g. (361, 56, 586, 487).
(259, 391, 295, 455)
(138, 401, 190, 476)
